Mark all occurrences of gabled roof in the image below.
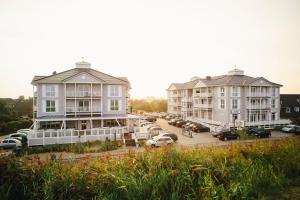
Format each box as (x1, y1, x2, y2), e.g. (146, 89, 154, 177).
(31, 67, 130, 88)
(167, 73, 282, 90)
(167, 79, 199, 90)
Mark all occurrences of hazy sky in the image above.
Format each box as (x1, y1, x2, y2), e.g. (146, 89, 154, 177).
(0, 0, 299, 99)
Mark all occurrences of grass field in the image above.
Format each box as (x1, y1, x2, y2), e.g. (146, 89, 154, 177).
(0, 137, 299, 200)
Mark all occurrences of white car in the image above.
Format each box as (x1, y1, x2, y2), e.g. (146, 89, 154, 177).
(282, 125, 297, 133)
(0, 138, 22, 149)
(146, 136, 174, 148)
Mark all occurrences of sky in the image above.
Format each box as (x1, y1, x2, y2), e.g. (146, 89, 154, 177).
(0, 0, 299, 99)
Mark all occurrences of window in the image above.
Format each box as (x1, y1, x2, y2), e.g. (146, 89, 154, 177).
(271, 99, 276, 108)
(220, 87, 225, 97)
(78, 100, 89, 112)
(232, 87, 239, 97)
(295, 107, 299, 112)
(271, 88, 276, 96)
(77, 85, 90, 97)
(173, 91, 177, 95)
(271, 113, 276, 120)
(220, 99, 225, 109)
(110, 99, 119, 111)
(110, 85, 120, 97)
(286, 107, 291, 113)
(46, 85, 55, 97)
(46, 100, 55, 112)
(232, 99, 238, 109)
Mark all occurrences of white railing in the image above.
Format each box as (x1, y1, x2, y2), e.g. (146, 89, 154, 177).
(66, 107, 102, 113)
(194, 103, 213, 109)
(194, 93, 213, 98)
(92, 92, 101, 97)
(66, 91, 75, 97)
(77, 91, 91, 97)
(247, 93, 270, 97)
(27, 127, 126, 146)
(244, 119, 290, 127)
(247, 104, 271, 109)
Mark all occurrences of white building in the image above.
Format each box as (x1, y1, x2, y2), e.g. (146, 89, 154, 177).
(167, 69, 289, 128)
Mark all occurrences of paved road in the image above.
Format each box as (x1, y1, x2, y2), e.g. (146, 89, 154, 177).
(155, 118, 292, 147)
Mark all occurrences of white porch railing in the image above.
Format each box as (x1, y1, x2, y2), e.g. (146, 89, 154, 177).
(27, 127, 126, 146)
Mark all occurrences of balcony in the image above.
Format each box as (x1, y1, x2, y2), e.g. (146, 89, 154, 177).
(194, 93, 213, 98)
(66, 107, 102, 113)
(194, 103, 213, 109)
(66, 91, 102, 98)
(247, 93, 271, 97)
(247, 104, 271, 109)
(181, 96, 193, 102)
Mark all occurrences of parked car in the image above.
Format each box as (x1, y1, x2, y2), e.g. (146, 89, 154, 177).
(168, 119, 180, 126)
(255, 129, 271, 138)
(176, 120, 186, 127)
(17, 129, 31, 134)
(9, 132, 28, 143)
(146, 136, 174, 147)
(282, 125, 297, 133)
(245, 127, 258, 135)
(218, 131, 240, 141)
(294, 126, 300, 135)
(0, 138, 22, 149)
(140, 122, 152, 127)
(191, 124, 210, 133)
(156, 132, 178, 141)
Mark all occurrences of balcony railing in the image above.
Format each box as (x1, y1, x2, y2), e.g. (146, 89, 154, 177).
(66, 91, 102, 98)
(182, 97, 193, 102)
(66, 107, 102, 113)
(247, 93, 271, 97)
(194, 93, 213, 98)
(247, 104, 271, 109)
(194, 103, 213, 109)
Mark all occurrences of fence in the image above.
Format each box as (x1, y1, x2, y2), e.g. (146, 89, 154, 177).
(27, 127, 126, 147)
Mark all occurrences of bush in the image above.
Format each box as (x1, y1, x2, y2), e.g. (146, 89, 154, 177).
(0, 119, 32, 135)
(0, 138, 299, 199)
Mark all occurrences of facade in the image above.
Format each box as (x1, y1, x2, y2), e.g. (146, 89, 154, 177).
(167, 69, 289, 128)
(31, 61, 131, 131)
(280, 94, 300, 119)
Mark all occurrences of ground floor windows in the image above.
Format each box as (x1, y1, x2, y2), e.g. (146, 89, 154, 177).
(40, 121, 61, 129)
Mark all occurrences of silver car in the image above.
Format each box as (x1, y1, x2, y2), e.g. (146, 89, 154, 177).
(146, 136, 174, 148)
(0, 138, 22, 149)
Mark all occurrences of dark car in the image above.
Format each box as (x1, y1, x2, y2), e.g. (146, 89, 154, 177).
(169, 119, 181, 126)
(294, 126, 300, 135)
(218, 131, 240, 141)
(255, 129, 271, 138)
(176, 120, 186, 127)
(192, 124, 210, 133)
(245, 127, 258, 135)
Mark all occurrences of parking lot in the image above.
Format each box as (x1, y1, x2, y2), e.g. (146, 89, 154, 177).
(155, 118, 293, 147)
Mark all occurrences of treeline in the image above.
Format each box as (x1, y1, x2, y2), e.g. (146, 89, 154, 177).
(130, 99, 167, 113)
(0, 96, 33, 135)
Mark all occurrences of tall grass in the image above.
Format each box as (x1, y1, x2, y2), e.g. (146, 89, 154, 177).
(0, 138, 299, 200)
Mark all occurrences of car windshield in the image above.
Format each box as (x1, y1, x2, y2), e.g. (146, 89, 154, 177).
(287, 125, 295, 128)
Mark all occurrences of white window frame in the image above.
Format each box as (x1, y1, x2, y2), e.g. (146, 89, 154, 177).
(78, 100, 90, 112)
(77, 85, 90, 97)
(271, 99, 276, 108)
(231, 87, 239, 97)
(110, 99, 119, 111)
(232, 99, 238, 109)
(220, 99, 225, 109)
(220, 87, 225, 97)
(46, 85, 56, 97)
(46, 100, 56, 112)
(109, 85, 120, 97)
(294, 107, 299, 112)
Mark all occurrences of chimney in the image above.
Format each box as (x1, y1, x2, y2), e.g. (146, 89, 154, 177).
(206, 76, 211, 80)
(52, 71, 56, 75)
